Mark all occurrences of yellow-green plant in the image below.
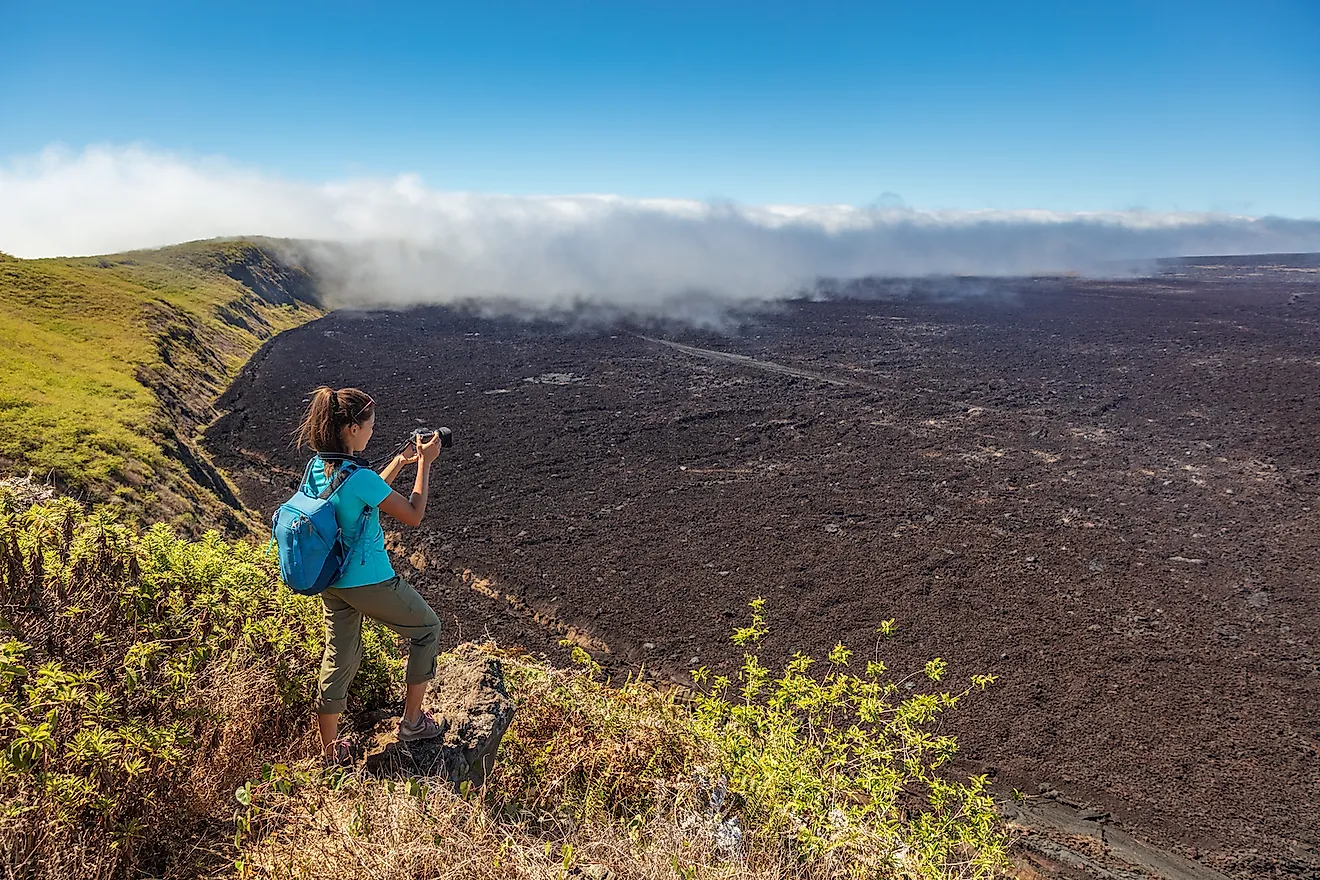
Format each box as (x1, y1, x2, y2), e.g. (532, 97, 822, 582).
(690, 599, 1008, 878)
(0, 491, 401, 879)
(485, 609, 1009, 879)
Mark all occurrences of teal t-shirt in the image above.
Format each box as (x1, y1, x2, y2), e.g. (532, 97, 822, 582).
(303, 457, 396, 589)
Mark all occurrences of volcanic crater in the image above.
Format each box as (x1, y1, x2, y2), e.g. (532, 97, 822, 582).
(205, 255, 1320, 878)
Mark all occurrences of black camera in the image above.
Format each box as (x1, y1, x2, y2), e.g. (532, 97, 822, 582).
(412, 427, 453, 449)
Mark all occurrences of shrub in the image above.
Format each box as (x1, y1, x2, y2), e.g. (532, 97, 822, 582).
(0, 492, 400, 879)
(689, 599, 1008, 878)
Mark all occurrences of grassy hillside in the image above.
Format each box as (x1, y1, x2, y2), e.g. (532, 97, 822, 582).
(0, 239, 322, 534)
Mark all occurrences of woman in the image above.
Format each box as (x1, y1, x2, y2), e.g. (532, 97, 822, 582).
(294, 385, 446, 763)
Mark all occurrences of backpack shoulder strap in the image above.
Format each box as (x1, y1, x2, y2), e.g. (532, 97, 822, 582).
(337, 503, 376, 575)
(299, 457, 319, 494)
(318, 460, 359, 501)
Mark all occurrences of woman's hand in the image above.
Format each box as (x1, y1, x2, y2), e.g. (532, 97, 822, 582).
(417, 431, 443, 464)
(395, 443, 421, 467)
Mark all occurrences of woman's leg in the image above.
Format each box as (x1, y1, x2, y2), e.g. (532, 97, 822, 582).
(403, 681, 429, 726)
(317, 712, 340, 751)
(331, 575, 441, 725)
(315, 588, 365, 752)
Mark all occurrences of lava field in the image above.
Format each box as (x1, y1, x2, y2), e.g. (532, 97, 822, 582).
(205, 255, 1320, 878)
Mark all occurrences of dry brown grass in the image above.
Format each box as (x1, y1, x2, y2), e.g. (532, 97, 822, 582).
(242, 779, 806, 880)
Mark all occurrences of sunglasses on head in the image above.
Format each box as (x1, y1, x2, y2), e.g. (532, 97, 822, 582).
(346, 395, 375, 422)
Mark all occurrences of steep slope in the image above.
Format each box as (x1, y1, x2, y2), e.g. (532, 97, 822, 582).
(0, 238, 323, 534)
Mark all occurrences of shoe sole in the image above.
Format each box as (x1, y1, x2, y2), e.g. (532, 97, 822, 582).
(397, 721, 448, 743)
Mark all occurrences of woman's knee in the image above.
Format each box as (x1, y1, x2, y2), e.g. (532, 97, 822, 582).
(405, 612, 441, 685)
(412, 612, 441, 650)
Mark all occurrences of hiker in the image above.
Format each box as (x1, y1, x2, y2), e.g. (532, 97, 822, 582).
(294, 385, 446, 763)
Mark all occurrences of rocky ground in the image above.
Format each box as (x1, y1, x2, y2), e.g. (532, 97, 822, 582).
(206, 254, 1320, 879)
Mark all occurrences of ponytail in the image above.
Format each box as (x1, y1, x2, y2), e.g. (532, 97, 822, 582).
(294, 386, 375, 477)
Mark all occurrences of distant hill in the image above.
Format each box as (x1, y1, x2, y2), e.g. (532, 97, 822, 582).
(1160, 251, 1320, 268)
(0, 238, 324, 534)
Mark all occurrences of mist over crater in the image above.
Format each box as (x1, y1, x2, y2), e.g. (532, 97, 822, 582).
(5, 146, 1320, 321)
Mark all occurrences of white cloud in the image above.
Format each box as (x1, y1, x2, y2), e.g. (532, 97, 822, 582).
(3, 144, 1319, 314)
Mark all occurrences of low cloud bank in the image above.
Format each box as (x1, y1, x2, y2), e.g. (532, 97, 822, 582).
(3, 145, 1319, 312)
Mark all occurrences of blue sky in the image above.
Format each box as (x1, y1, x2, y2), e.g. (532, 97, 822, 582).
(3, 0, 1318, 216)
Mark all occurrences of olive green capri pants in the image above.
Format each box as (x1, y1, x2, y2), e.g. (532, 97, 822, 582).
(315, 574, 441, 714)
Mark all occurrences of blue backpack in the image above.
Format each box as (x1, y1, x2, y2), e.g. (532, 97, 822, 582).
(271, 457, 372, 595)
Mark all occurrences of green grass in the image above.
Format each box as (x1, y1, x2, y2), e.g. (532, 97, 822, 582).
(0, 240, 321, 530)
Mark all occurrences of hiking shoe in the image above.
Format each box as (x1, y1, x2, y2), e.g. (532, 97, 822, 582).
(397, 709, 446, 743)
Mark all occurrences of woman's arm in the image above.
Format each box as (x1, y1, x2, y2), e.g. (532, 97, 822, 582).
(378, 460, 430, 527)
(379, 439, 420, 484)
(379, 454, 406, 484)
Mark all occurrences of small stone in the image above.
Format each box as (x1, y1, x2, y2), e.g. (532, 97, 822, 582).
(644, 642, 656, 650)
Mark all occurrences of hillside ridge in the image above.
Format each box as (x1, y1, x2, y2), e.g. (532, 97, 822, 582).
(0, 238, 324, 534)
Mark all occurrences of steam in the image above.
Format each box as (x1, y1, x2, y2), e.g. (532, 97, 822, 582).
(3, 144, 1319, 312)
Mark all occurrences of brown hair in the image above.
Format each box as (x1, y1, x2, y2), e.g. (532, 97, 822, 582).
(294, 386, 375, 475)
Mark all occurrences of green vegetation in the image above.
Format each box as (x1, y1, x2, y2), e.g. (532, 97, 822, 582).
(0, 489, 1008, 879)
(0, 240, 322, 533)
(0, 489, 400, 877)
(689, 602, 1004, 875)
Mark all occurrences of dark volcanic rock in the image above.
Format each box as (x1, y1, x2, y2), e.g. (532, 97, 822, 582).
(363, 644, 514, 786)
(222, 244, 322, 308)
(206, 257, 1320, 878)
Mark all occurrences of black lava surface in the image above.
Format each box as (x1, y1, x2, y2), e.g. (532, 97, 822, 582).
(206, 256, 1320, 878)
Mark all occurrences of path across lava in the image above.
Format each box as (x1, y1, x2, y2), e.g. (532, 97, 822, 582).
(639, 335, 859, 386)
